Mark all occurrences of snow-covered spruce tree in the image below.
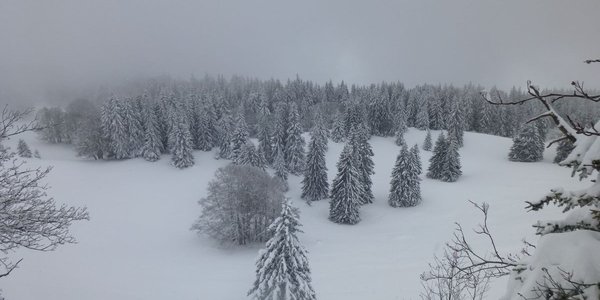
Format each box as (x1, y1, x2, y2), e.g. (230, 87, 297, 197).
(439, 136, 462, 182)
(415, 100, 430, 130)
(235, 141, 266, 170)
(192, 164, 283, 245)
(230, 112, 250, 162)
(329, 142, 362, 225)
(393, 107, 408, 138)
(17, 139, 32, 158)
(0, 106, 88, 278)
(257, 113, 274, 165)
(101, 97, 129, 159)
(353, 125, 375, 205)
(123, 98, 144, 157)
(330, 114, 346, 143)
(248, 199, 317, 300)
(170, 116, 195, 169)
(394, 129, 406, 146)
(508, 123, 544, 162)
(553, 138, 575, 164)
(410, 143, 422, 175)
(141, 104, 162, 162)
(284, 104, 305, 175)
(312, 112, 329, 152)
(423, 129, 433, 151)
(216, 113, 234, 159)
(446, 99, 465, 147)
(426, 132, 448, 180)
(388, 146, 422, 207)
(301, 128, 329, 201)
(194, 106, 214, 151)
(273, 146, 289, 191)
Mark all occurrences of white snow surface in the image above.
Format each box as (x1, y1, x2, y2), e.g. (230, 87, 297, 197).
(1, 129, 590, 300)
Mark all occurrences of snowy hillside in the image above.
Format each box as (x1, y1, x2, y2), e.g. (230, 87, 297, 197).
(1, 129, 588, 300)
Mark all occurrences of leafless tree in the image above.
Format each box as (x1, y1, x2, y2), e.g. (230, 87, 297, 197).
(0, 106, 89, 278)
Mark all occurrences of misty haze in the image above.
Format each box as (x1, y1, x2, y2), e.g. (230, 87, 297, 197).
(0, 1, 600, 299)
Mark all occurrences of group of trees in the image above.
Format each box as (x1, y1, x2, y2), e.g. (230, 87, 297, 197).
(426, 133, 462, 182)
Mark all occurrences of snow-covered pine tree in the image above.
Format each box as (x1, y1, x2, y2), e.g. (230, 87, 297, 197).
(101, 97, 129, 159)
(236, 141, 266, 170)
(284, 104, 305, 175)
(248, 199, 317, 300)
(330, 114, 346, 143)
(123, 98, 144, 157)
(553, 138, 575, 164)
(312, 112, 329, 151)
(301, 128, 329, 201)
(272, 145, 289, 192)
(388, 146, 422, 207)
(216, 113, 234, 159)
(230, 112, 250, 162)
(17, 139, 32, 158)
(353, 125, 374, 205)
(194, 105, 215, 151)
(508, 123, 545, 162)
(439, 136, 462, 182)
(447, 99, 465, 147)
(257, 113, 274, 165)
(423, 129, 433, 151)
(410, 143, 422, 175)
(426, 132, 448, 180)
(329, 142, 362, 225)
(141, 104, 162, 162)
(394, 129, 406, 146)
(415, 100, 430, 130)
(393, 107, 408, 137)
(170, 116, 194, 169)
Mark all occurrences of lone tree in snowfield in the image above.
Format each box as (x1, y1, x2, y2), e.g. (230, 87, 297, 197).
(508, 123, 544, 162)
(389, 146, 422, 207)
(248, 199, 317, 300)
(439, 137, 462, 182)
(423, 129, 432, 151)
(0, 106, 88, 278)
(426, 132, 447, 180)
(17, 139, 32, 158)
(329, 142, 362, 225)
(301, 128, 329, 201)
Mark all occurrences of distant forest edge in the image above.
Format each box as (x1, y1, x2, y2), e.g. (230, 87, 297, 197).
(34, 76, 599, 163)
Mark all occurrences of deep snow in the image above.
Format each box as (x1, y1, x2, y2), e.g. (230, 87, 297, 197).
(1, 129, 589, 300)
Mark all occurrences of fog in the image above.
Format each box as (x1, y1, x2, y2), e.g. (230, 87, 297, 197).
(1, 0, 600, 104)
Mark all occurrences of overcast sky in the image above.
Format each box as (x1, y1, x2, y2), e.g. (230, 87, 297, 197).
(1, 0, 600, 102)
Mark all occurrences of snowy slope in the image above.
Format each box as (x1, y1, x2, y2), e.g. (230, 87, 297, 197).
(1, 129, 589, 300)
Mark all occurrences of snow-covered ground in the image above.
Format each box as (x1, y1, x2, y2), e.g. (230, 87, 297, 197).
(1, 129, 589, 300)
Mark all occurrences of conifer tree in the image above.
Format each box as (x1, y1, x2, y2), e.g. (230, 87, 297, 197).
(230, 112, 250, 162)
(553, 139, 575, 164)
(33, 149, 41, 159)
(17, 139, 32, 158)
(439, 137, 462, 182)
(257, 113, 274, 165)
(415, 100, 430, 130)
(141, 105, 162, 162)
(273, 146, 289, 191)
(394, 129, 405, 146)
(410, 144, 422, 175)
(508, 124, 545, 162)
(284, 104, 305, 175)
(101, 97, 129, 159)
(312, 112, 329, 151)
(170, 117, 195, 169)
(301, 129, 329, 201)
(248, 199, 317, 300)
(329, 142, 362, 225)
(423, 129, 433, 151)
(330, 114, 346, 143)
(123, 99, 144, 157)
(447, 99, 465, 147)
(353, 126, 375, 205)
(388, 146, 422, 207)
(216, 113, 234, 159)
(426, 132, 448, 180)
(236, 141, 266, 170)
(194, 106, 215, 151)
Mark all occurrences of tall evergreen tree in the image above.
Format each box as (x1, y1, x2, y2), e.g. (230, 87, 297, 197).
(353, 126, 374, 205)
(388, 146, 422, 207)
(216, 113, 234, 159)
(439, 137, 462, 182)
(101, 97, 129, 159)
(248, 199, 317, 300)
(230, 112, 250, 162)
(170, 117, 195, 169)
(394, 129, 406, 146)
(123, 98, 144, 157)
(329, 142, 362, 225)
(141, 105, 162, 162)
(330, 114, 346, 143)
(508, 124, 545, 162)
(446, 99, 465, 147)
(236, 141, 266, 170)
(415, 100, 430, 130)
(284, 104, 305, 175)
(423, 129, 433, 151)
(426, 133, 448, 180)
(257, 113, 274, 165)
(410, 144, 422, 175)
(273, 146, 289, 191)
(301, 128, 329, 201)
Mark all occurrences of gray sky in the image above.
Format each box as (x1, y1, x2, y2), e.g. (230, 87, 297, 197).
(1, 0, 600, 102)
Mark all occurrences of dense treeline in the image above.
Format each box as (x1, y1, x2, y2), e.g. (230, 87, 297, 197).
(36, 75, 599, 167)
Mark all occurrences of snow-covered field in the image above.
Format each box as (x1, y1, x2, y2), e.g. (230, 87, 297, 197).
(1, 129, 589, 300)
